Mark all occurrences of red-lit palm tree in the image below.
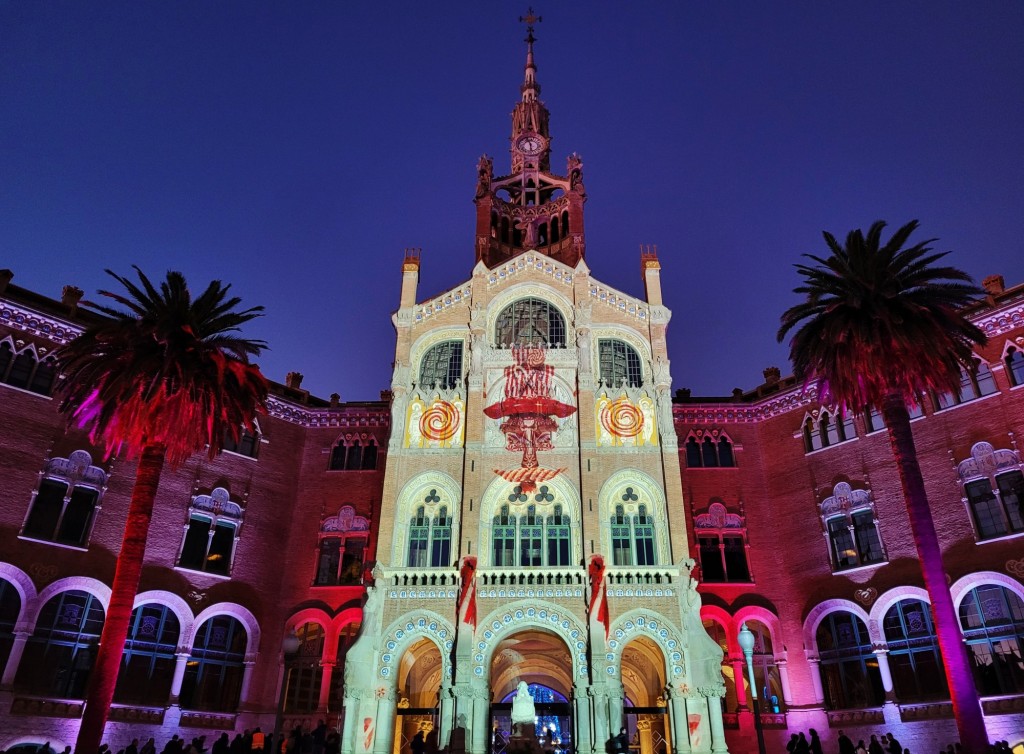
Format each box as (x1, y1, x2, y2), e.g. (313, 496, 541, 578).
(57, 268, 268, 753)
(778, 220, 990, 752)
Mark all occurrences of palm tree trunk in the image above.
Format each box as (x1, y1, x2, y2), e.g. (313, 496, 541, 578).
(75, 443, 166, 754)
(880, 394, 988, 752)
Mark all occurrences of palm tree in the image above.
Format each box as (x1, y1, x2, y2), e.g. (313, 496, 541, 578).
(777, 220, 990, 752)
(56, 268, 268, 753)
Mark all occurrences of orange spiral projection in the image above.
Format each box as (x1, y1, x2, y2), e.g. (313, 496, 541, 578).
(419, 400, 460, 441)
(600, 398, 644, 438)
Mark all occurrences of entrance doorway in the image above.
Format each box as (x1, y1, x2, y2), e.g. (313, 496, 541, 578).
(393, 637, 443, 754)
(488, 629, 574, 754)
(620, 636, 671, 754)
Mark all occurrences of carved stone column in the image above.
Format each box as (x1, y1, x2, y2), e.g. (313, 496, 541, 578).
(776, 658, 793, 706)
(590, 684, 611, 753)
(607, 679, 625, 738)
(573, 681, 594, 754)
(318, 660, 335, 713)
(728, 657, 747, 710)
(470, 683, 491, 754)
(806, 657, 825, 705)
(636, 717, 654, 754)
(873, 648, 895, 702)
(372, 686, 399, 754)
(167, 650, 191, 703)
(665, 687, 690, 754)
(239, 653, 258, 707)
(438, 682, 455, 749)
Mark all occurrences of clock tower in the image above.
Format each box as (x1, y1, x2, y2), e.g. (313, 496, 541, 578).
(474, 10, 587, 268)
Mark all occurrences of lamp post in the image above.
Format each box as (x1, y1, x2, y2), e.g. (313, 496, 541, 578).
(737, 622, 767, 754)
(274, 629, 303, 746)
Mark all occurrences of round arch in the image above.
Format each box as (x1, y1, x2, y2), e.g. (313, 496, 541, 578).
(0, 562, 37, 630)
(189, 602, 261, 655)
(607, 609, 685, 683)
(133, 590, 195, 649)
(596, 469, 670, 564)
(868, 586, 931, 636)
(485, 283, 575, 343)
(733, 606, 785, 659)
(377, 609, 455, 684)
(802, 599, 873, 651)
(475, 600, 588, 682)
(477, 472, 583, 568)
(27, 576, 111, 628)
(951, 571, 1024, 613)
(390, 471, 463, 568)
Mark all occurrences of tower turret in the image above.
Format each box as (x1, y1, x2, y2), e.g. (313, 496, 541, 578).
(474, 10, 587, 269)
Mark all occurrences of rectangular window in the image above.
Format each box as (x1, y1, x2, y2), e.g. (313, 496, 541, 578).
(520, 524, 542, 567)
(611, 524, 632, 566)
(966, 479, 1006, 539)
(431, 526, 451, 568)
(493, 525, 516, 567)
(23, 479, 68, 541)
(340, 537, 367, 584)
(179, 516, 235, 575)
(995, 471, 1024, 533)
(722, 536, 750, 581)
(827, 518, 858, 570)
(852, 511, 884, 564)
(407, 527, 429, 567)
(698, 536, 725, 582)
(547, 525, 571, 566)
(316, 538, 342, 585)
(635, 524, 656, 566)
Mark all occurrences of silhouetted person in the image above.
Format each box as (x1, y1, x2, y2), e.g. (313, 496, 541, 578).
(411, 732, 426, 754)
(795, 733, 810, 754)
(787, 734, 799, 753)
(868, 735, 884, 754)
(213, 734, 230, 754)
(809, 729, 823, 754)
(837, 731, 855, 754)
(141, 739, 157, 754)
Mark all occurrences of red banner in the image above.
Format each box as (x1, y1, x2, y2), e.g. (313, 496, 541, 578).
(588, 554, 610, 639)
(458, 556, 477, 629)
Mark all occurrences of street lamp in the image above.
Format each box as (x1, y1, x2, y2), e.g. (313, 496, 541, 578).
(737, 622, 767, 754)
(274, 629, 304, 745)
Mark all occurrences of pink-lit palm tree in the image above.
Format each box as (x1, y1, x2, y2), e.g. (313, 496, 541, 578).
(57, 268, 268, 753)
(778, 220, 989, 752)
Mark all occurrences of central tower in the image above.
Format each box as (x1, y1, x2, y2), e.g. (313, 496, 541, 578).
(474, 11, 587, 268)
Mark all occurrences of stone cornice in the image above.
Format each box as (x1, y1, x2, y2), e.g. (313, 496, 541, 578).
(0, 299, 83, 346)
(265, 396, 390, 429)
(674, 384, 820, 425)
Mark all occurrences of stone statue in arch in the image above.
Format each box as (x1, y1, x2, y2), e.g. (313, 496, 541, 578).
(510, 680, 536, 736)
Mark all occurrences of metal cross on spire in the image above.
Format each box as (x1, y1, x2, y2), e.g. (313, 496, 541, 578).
(520, 7, 542, 37)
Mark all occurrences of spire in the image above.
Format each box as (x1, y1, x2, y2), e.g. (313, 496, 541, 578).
(520, 8, 542, 103)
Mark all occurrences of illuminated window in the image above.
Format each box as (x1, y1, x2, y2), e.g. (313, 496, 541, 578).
(314, 505, 369, 586)
(803, 409, 856, 452)
(22, 450, 106, 548)
(0, 340, 57, 396)
(815, 611, 884, 710)
(419, 341, 464, 390)
(609, 492, 659, 567)
(283, 622, 325, 713)
(883, 599, 947, 702)
(694, 502, 750, 582)
(598, 339, 642, 387)
(177, 488, 242, 576)
(957, 442, 1024, 541)
(495, 298, 566, 348)
(114, 604, 180, 706)
(958, 585, 1024, 696)
(935, 360, 997, 409)
(684, 432, 735, 468)
(1006, 346, 1024, 387)
(407, 493, 453, 568)
(179, 615, 247, 712)
(490, 493, 571, 568)
(15, 590, 104, 699)
(819, 483, 885, 571)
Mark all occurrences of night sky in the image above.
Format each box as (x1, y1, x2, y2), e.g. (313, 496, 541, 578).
(3, 2, 1022, 401)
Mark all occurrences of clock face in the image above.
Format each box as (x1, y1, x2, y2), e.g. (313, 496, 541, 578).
(516, 135, 544, 155)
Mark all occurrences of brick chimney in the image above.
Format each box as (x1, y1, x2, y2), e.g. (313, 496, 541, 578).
(329, 393, 341, 409)
(62, 285, 84, 310)
(763, 366, 781, 385)
(285, 372, 304, 390)
(982, 274, 1005, 296)
(0, 269, 12, 295)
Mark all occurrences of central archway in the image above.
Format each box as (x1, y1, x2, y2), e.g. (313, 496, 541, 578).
(394, 637, 442, 754)
(488, 629, 573, 754)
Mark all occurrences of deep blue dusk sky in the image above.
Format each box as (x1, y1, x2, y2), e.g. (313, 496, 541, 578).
(3, 2, 1022, 401)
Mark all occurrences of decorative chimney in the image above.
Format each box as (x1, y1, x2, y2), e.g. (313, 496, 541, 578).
(329, 393, 341, 409)
(640, 245, 662, 306)
(400, 248, 421, 309)
(0, 269, 12, 295)
(982, 274, 1005, 296)
(62, 285, 84, 310)
(763, 366, 781, 385)
(285, 372, 304, 390)
(731, 388, 744, 401)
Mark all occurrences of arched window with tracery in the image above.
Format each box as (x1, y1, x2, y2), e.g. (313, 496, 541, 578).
(495, 298, 566, 348)
(490, 489, 572, 568)
(113, 603, 180, 706)
(283, 622, 325, 713)
(957, 442, 1024, 540)
(329, 437, 379, 471)
(883, 598, 947, 702)
(180, 615, 247, 711)
(935, 359, 998, 409)
(803, 410, 855, 452)
(815, 611, 884, 710)
(598, 339, 642, 387)
(959, 584, 1024, 696)
(1006, 346, 1024, 387)
(819, 482, 885, 571)
(610, 492, 658, 567)
(419, 340, 464, 390)
(315, 506, 370, 586)
(0, 340, 57, 396)
(694, 502, 750, 583)
(407, 490, 453, 568)
(684, 431, 736, 468)
(22, 450, 107, 548)
(177, 488, 243, 577)
(15, 590, 105, 699)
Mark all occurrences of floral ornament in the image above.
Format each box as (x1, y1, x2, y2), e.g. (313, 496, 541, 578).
(508, 485, 528, 503)
(535, 485, 554, 503)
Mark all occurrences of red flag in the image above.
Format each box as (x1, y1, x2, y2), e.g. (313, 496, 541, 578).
(458, 556, 477, 629)
(588, 554, 610, 639)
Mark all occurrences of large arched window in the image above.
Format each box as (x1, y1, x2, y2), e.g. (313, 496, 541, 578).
(0, 578, 21, 675)
(0, 341, 57, 396)
(419, 341, 464, 390)
(819, 483, 885, 572)
(495, 298, 566, 348)
(815, 612, 884, 710)
(180, 615, 247, 711)
(22, 450, 107, 548)
(598, 339, 642, 387)
(283, 622, 325, 713)
(114, 603, 180, 706)
(803, 410, 856, 452)
(610, 501, 658, 567)
(935, 360, 998, 409)
(882, 599, 947, 702)
(684, 432, 736, 468)
(221, 428, 260, 459)
(407, 500, 452, 568)
(16, 590, 105, 699)
(957, 442, 1024, 541)
(959, 585, 1024, 696)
